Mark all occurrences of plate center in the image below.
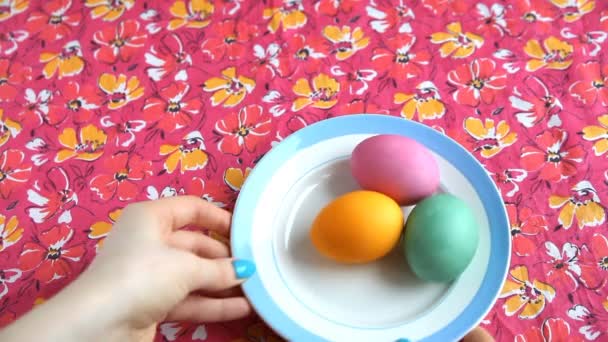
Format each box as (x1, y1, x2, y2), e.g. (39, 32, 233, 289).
(273, 158, 451, 328)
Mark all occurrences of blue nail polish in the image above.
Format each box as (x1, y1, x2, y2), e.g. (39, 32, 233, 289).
(396, 339, 411, 342)
(233, 259, 256, 279)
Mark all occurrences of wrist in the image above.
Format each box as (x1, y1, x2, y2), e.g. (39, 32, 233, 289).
(67, 269, 158, 342)
(61, 267, 131, 335)
(0, 269, 125, 342)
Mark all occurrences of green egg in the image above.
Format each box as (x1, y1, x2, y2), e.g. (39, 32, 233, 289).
(404, 193, 479, 282)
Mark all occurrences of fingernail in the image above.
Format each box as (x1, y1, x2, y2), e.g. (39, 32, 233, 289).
(396, 339, 411, 342)
(233, 259, 256, 279)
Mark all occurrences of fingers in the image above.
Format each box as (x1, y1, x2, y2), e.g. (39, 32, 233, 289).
(134, 196, 232, 234)
(191, 258, 244, 292)
(195, 286, 244, 299)
(168, 230, 230, 259)
(166, 295, 252, 323)
(180, 255, 254, 293)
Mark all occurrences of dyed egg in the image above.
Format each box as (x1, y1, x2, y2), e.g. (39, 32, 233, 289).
(404, 193, 479, 282)
(310, 190, 404, 264)
(350, 134, 440, 206)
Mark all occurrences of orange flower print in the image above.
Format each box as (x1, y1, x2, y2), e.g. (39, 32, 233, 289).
(263, 0, 307, 33)
(0, 0, 28, 21)
(582, 114, 608, 157)
(322, 25, 369, 60)
(19, 224, 85, 283)
(430, 22, 483, 58)
(315, 0, 361, 16)
(549, 181, 606, 229)
(0, 214, 23, 252)
(168, 0, 214, 30)
(464, 117, 517, 158)
(551, 0, 594, 22)
(448, 58, 507, 107)
(98, 73, 144, 110)
(0, 58, 32, 101)
(224, 167, 251, 191)
(203, 67, 255, 108)
(90, 152, 152, 201)
(215, 105, 272, 155)
(0, 108, 21, 148)
(25, 0, 81, 43)
(85, 0, 134, 21)
(499, 265, 556, 319)
(569, 62, 608, 106)
(88, 208, 121, 250)
(524, 37, 573, 72)
(160, 131, 209, 174)
(292, 73, 340, 111)
(56, 124, 107, 162)
(506, 204, 547, 257)
(40, 41, 84, 79)
(92, 19, 147, 64)
(0, 149, 31, 199)
(394, 81, 446, 121)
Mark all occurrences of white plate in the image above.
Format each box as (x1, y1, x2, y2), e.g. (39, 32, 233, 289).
(231, 114, 510, 342)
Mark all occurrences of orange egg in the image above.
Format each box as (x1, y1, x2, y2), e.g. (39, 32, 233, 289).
(310, 190, 404, 264)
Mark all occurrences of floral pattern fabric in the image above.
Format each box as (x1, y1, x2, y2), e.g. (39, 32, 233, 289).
(0, 0, 608, 341)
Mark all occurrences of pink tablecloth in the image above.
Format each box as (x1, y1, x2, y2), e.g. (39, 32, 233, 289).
(1, 0, 608, 341)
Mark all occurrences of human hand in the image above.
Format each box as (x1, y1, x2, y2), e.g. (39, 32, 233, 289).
(0, 196, 255, 342)
(85, 195, 255, 340)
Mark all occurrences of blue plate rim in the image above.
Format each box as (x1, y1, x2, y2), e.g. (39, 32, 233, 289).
(231, 114, 511, 342)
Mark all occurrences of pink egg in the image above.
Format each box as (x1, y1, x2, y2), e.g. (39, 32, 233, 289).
(350, 134, 440, 206)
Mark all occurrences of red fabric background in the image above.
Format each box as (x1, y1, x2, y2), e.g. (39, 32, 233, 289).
(1, 0, 608, 341)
